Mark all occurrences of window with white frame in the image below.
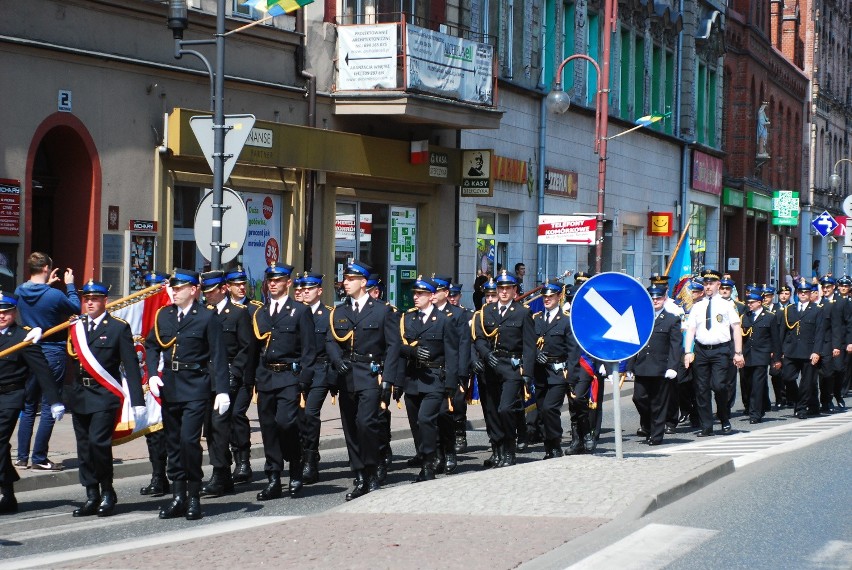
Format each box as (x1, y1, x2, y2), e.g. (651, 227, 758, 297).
(651, 236, 670, 276)
(622, 227, 637, 277)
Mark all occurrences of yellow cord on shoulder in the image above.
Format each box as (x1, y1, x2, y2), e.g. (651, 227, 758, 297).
(783, 305, 800, 334)
(252, 306, 272, 352)
(66, 335, 78, 359)
(329, 305, 354, 347)
(153, 306, 176, 349)
(400, 311, 418, 347)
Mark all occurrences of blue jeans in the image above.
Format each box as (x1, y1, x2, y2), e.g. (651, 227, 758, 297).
(16, 343, 66, 464)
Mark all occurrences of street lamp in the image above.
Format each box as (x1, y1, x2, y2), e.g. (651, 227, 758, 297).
(829, 158, 852, 190)
(545, 0, 617, 274)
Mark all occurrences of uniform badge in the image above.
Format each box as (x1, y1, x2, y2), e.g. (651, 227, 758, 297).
(716, 314, 723, 323)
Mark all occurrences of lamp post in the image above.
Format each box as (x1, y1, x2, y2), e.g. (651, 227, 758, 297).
(829, 158, 852, 191)
(167, 0, 227, 270)
(545, 0, 617, 274)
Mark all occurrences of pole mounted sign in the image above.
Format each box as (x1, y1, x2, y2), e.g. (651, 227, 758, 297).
(190, 114, 256, 184)
(811, 210, 839, 237)
(537, 215, 597, 245)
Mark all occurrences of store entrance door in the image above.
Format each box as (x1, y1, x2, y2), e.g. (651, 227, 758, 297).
(335, 201, 389, 303)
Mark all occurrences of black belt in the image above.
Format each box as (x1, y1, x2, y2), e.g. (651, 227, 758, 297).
(542, 355, 567, 364)
(696, 341, 730, 350)
(414, 359, 444, 369)
(315, 356, 329, 364)
(492, 350, 522, 359)
(0, 381, 25, 394)
(346, 352, 379, 363)
(79, 376, 99, 388)
(171, 361, 203, 371)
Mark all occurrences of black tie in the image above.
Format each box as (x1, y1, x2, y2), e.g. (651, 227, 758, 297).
(547, 311, 553, 324)
(353, 301, 359, 313)
(705, 297, 712, 330)
(89, 320, 96, 333)
(274, 302, 281, 316)
(499, 306, 507, 317)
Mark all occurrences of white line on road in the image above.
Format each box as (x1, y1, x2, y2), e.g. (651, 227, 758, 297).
(0, 513, 151, 542)
(0, 516, 299, 569)
(564, 523, 717, 570)
(808, 540, 852, 569)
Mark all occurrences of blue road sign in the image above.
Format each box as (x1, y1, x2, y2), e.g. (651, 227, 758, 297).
(569, 272, 655, 362)
(811, 210, 838, 237)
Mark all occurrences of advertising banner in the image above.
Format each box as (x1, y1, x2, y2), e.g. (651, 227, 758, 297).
(537, 215, 597, 245)
(243, 192, 282, 300)
(337, 24, 398, 90)
(405, 24, 493, 105)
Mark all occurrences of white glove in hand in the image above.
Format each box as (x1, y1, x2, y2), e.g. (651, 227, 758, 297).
(51, 403, 65, 421)
(664, 369, 677, 379)
(148, 376, 163, 397)
(24, 327, 43, 344)
(214, 393, 231, 415)
(132, 406, 147, 422)
(626, 372, 635, 381)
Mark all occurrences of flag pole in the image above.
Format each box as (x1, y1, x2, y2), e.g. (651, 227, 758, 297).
(0, 282, 167, 359)
(663, 218, 692, 277)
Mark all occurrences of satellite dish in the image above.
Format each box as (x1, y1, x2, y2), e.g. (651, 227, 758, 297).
(194, 188, 248, 264)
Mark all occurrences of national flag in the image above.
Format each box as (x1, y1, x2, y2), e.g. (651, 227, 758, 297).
(111, 285, 172, 445)
(635, 112, 671, 128)
(669, 230, 692, 286)
(410, 140, 428, 164)
(243, 0, 313, 16)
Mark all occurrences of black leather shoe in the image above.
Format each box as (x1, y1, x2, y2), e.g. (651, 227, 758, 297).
(413, 466, 436, 483)
(454, 427, 468, 453)
(201, 469, 233, 498)
(444, 450, 457, 474)
(302, 450, 320, 485)
(257, 474, 282, 501)
(74, 485, 101, 517)
(721, 422, 732, 433)
(406, 455, 423, 468)
(232, 449, 253, 484)
(677, 414, 690, 426)
(836, 399, 846, 409)
(140, 475, 169, 497)
(696, 428, 714, 437)
(0, 489, 17, 515)
(583, 433, 597, 454)
(288, 461, 303, 497)
(636, 428, 649, 437)
(382, 446, 393, 468)
(483, 445, 499, 468)
(366, 470, 381, 493)
(345, 472, 367, 501)
(664, 425, 676, 435)
(647, 440, 662, 446)
(159, 481, 187, 519)
(516, 435, 528, 452)
(795, 411, 808, 419)
(749, 418, 760, 424)
(185, 482, 202, 520)
(96, 486, 117, 517)
(376, 460, 388, 484)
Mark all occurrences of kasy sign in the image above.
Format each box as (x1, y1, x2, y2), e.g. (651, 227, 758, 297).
(537, 215, 597, 245)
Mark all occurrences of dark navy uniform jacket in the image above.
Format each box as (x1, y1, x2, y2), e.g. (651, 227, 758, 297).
(626, 310, 682, 377)
(399, 305, 459, 394)
(212, 297, 255, 386)
(252, 297, 316, 391)
(532, 309, 581, 386)
(145, 301, 229, 402)
(69, 314, 144, 414)
(437, 303, 470, 381)
(741, 308, 781, 367)
(780, 303, 826, 360)
(326, 297, 401, 390)
(473, 300, 537, 376)
(0, 324, 59, 410)
(308, 303, 336, 389)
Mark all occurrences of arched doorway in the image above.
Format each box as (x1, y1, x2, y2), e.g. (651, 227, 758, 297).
(26, 114, 101, 281)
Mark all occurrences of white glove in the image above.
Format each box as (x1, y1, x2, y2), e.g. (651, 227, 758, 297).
(51, 403, 65, 422)
(664, 369, 677, 379)
(132, 406, 147, 422)
(24, 327, 43, 344)
(626, 372, 635, 381)
(148, 375, 163, 397)
(214, 393, 231, 416)
(599, 364, 607, 375)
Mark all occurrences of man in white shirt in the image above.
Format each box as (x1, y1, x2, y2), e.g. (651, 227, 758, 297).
(683, 269, 745, 436)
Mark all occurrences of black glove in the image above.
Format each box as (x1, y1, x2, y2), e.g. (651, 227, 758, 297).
(487, 352, 499, 369)
(444, 385, 457, 399)
(522, 376, 533, 389)
(337, 360, 352, 374)
(392, 385, 403, 401)
(380, 382, 392, 408)
(329, 386, 339, 398)
(229, 374, 240, 391)
(298, 381, 309, 394)
(416, 346, 431, 361)
(536, 351, 548, 365)
(472, 359, 484, 374)
(400, 344, 416, 358)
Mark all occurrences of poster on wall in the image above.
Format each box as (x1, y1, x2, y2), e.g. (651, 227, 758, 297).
(242, 192, 282, 301)
(127, 233, 156, 292)
(390, 206, 416, 265)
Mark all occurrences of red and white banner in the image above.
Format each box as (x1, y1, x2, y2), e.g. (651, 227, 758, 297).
(410, 140, 428, 164)
(110, 285, 172, 445)
(537, 215, 597, 245)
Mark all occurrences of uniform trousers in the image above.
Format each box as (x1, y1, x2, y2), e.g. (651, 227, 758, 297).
(337, 382, 381, 472)
(740, 365, 770, 419)
(692, 343, 732, 430)
(535, 380, 567, 442)
(438, 385, 467, 447)
(633, 377, 670, 443)
(782, 357, 817, 416)
(73, 409, 116, 486)
(770, 367, 787, 406)
(485, 358, 523, 445)
(257, 384, 301, 474)
(725, 362, 738, 411)
(404, 391, 443, 457)
(0, 406, 21, 487)
(567, 372, 592, 431)
(229, 383, 253, 453)
(145, 429, 168, 475)
(204, 393, 233, 470)
(162, 399, 207, 482)
(477, 368, 501, 445)
(299, 383, 331, 452)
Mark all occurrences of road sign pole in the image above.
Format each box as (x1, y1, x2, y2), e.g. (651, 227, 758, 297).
(610, 371, 623, 460)
(210, 0, 226, 270)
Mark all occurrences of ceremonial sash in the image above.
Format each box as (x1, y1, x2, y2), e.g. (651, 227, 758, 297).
(69, 320, 125, 401)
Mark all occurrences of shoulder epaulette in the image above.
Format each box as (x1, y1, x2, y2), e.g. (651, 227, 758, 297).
(324, 305, 333, 311)
(206, 304, 215, 310)
(532, 311, 543, 318)
(110, 315, 129, 325)
(22, 325, 32, 331)
(250, 300, 263, 307)
(231, 303, 246, 309)
(406, 307, 418, 313)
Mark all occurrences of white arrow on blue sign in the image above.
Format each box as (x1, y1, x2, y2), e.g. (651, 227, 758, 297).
(569, 272, 655, 362)
(811, 210, 839, 237)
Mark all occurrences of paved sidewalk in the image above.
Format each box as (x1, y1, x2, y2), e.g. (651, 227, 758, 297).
(44, 454, 733, 570)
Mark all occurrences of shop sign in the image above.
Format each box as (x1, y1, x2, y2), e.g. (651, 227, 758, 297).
(647, 212, 674, 237)
(537, 215, 596, 245)
(692, 151, 723, 195)
(461, 149, 492, 197)
(129, 219, 157, 232)
(390, 206, 416, 264)
(335, 214, 373, 242)
(772, 190, 799, 226)
(429, 152, 449, 178)
(0, 179, 21, 236)
(544, 168, 578, 198)
(492, 155, 527, 184)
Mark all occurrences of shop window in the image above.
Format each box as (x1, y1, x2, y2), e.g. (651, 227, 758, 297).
(650, 236, 670, 276)
(173, 185, 205, 271)
(769, 234, 779, 287)
(476, 210, 509, 276)
(785, 236, 796, 280)
(622, 227, 636, 277)
(334, 200, 391, 301)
